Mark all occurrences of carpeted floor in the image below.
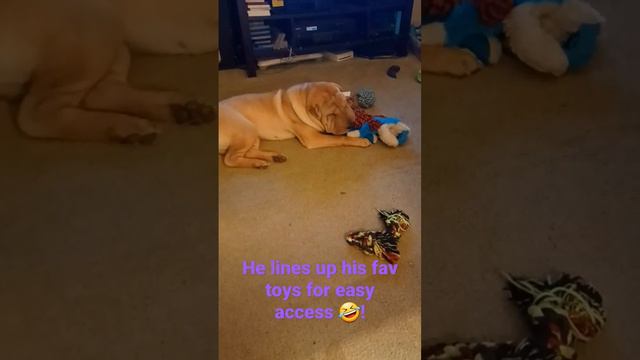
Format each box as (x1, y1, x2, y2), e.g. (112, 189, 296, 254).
(0, 54, 218, 359)
(218, 56, 422, 359)
(423, 0, 640, 358)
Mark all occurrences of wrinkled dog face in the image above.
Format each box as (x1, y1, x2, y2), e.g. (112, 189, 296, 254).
(307, 82, 355, 135)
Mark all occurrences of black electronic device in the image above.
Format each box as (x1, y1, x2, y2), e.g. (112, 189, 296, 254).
(293, 17, 358, 47)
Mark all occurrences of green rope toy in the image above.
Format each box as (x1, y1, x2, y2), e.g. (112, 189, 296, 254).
(356, 88, 376, 109)
(345, 209, 410, 264)
(425, 273, 606, 360)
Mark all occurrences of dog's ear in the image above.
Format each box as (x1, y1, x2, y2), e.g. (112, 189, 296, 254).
(307, 103, 322, 120)
(327, 82, 345, 92)
(306, 84, 331, 119)
(311, 81, 344, 93)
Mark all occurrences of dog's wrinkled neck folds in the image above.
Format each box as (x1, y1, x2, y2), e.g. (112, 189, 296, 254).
(280, 88, 325, 133)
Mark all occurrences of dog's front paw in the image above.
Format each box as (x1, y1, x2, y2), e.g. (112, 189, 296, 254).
(446, 50, 482, 77)
(254, 160, 270, 169)
(110, 119, 159, 145)
(353, 138, 372, 147)
(171, 101, 216, 125)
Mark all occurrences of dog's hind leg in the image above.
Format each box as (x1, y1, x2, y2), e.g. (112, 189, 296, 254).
(224, 147, 271, 169)
(224, 136, 278, 169)
(246, 149, 288, 163)
(17, 90, 159, 143)
(82, 46, 215, 125)
(219, 107, 277, 169)
(245, 140, 287, 163)
(12, 2, 172, 143)
(16, 58, 159, 143)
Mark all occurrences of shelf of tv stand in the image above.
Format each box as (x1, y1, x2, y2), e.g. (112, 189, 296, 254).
(253, 36, 400, 60)
(248, 3, 405, 21)
(249, 4, 363, 20)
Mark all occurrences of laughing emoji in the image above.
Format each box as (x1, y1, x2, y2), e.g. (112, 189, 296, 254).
(338, 302, 360, 323)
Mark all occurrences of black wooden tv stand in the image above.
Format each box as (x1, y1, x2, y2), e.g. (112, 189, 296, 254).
(234, 0, 414, 77)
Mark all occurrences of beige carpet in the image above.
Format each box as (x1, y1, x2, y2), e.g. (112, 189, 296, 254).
(219, 56, 422, 360)
(0, 54, 218, 359)
(423, 0, 640, 358)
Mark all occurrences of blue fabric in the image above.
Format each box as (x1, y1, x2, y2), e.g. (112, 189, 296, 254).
(564, 23, 601, 70)
(357, 123, 376, 143)
(373, 117, 400, 125)
(459, 33, 492, 64)
(442, 1, 503, 47)
(397, 130, 409, 146)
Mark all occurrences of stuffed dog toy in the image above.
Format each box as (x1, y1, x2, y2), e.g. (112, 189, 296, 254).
(423, 0, 604, 76)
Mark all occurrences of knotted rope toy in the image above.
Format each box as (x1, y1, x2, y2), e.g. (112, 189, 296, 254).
(425, 273, 606, 360)
(472, 0, 514, 26)
(356, 88, 376, 108)
(345, 209, 410, 264)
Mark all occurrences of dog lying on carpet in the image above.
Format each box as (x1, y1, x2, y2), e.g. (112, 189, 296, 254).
(219, 82, 372, 169)
(0, 0, 216, 144)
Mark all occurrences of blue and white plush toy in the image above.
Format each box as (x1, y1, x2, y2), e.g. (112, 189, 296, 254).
(424, 0, 605, 76)
(424, 0, 505, 66)
(506, 0, 604, 75)
(344, 95, 410, 147)
(347, 116, 410, 147)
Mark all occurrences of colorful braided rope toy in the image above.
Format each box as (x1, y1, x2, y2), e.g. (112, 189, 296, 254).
(425, 273, 606, 360)
(345, 209, 410, 264)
